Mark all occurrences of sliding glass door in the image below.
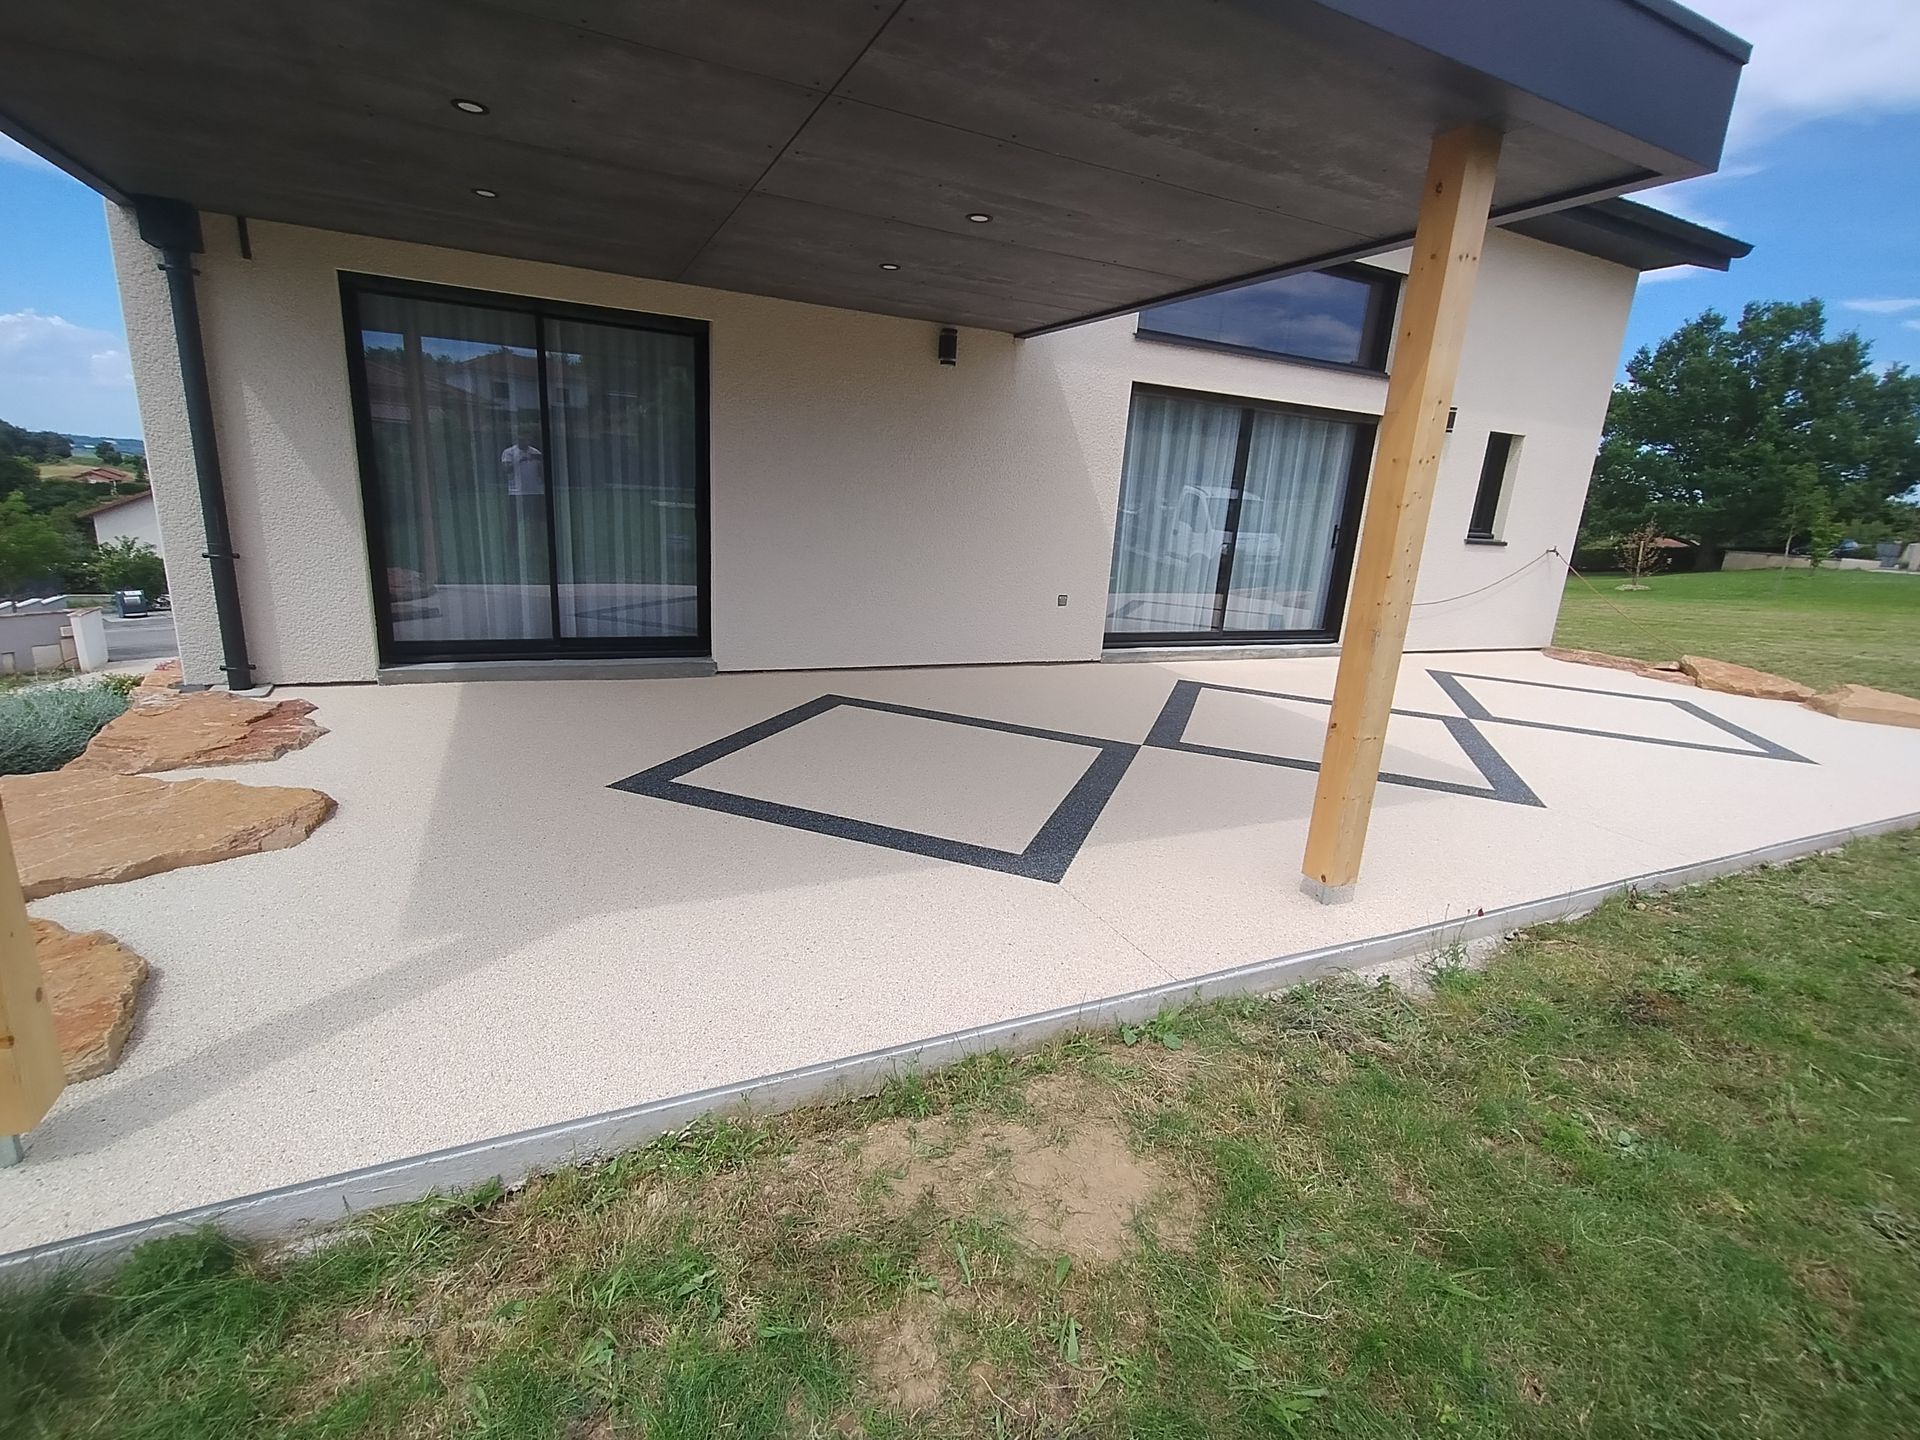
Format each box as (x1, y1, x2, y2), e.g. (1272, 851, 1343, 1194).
(1106, 387, 1372, 645)
(343, 276, 707, 662)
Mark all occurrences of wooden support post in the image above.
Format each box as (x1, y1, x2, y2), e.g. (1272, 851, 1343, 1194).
(0, 797, 63, 1157)
(1302, 124, 1502, 901)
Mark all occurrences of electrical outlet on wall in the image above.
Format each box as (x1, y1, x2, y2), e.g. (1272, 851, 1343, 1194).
(1056, 594, 1068, 607)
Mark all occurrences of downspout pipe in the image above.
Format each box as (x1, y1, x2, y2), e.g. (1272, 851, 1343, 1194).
(130, 195, 253, 691)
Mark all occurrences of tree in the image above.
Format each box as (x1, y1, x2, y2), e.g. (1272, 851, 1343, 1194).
(89, 537, 168, 598)
(0, 494, 78, 598)
(93, 439, 121, 466)
(1584, 300, 1920, 557)
(1615, 522, 1666, 589)
(0, 420, 71, 462)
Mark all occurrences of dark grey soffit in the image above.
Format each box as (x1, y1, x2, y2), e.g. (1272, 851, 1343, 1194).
(0, 0, 1746, 336)
(1505, 197, 1754, 272)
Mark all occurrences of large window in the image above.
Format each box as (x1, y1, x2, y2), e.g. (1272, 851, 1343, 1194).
(342, 275, 708, 663)
(1136, 265, 1398, 371)
(1106, 387, 1374, 645)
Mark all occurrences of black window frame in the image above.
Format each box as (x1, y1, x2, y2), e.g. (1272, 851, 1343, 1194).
(1467, 431, 1518, 542)
(1134, 263, 1401, 375)
(339, 272, 712, 666)
(1103, 382, 1376, 650)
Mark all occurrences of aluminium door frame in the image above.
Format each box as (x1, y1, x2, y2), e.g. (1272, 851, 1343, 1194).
(339, 271, 712, 665)
(1103, 382, 1377, 648)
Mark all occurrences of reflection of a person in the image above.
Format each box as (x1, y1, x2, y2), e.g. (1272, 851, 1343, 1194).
(499, 434, 545, 593)
(499, 435, 544, 496)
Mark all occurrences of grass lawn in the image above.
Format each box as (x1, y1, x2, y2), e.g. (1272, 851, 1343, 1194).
(1554, 567, 1920, 697)
(7, 832, 1920, 1438)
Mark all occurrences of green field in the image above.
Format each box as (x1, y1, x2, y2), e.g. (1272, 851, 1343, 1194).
(6, 831, 1920, 1438)
(1554, 567, 1920, 697)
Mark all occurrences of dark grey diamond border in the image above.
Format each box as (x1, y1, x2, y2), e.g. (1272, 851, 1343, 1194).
(1425, 670, 1815, 764)
(1143, 679, 1545, 807)
(609, 694, 1139, 883)
(611, 669, 1816, 883)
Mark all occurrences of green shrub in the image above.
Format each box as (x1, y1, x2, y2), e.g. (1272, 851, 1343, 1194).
(0, 681, 131, 775)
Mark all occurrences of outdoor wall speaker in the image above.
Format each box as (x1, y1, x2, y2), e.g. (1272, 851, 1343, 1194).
(937, 326, 958, 366)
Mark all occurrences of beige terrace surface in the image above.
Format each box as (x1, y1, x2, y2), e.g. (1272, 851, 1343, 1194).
(6, 649, 1920, 1255)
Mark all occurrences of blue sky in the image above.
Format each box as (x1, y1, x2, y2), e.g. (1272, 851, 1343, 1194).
(1, 0, 1916, 438)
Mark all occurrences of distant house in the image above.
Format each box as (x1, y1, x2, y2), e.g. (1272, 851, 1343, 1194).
(73, 466, 137, 486)
(82, 490, 163, 557)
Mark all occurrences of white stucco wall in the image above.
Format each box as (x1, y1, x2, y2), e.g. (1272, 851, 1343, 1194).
(109, 207, 1634, 685)
(86, 491, 165, 554)
(1402, 234, 1637, 650)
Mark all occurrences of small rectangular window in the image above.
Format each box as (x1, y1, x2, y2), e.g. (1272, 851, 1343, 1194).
(1468, 432, 1518, 540)
(1137, 265, 1399, 371)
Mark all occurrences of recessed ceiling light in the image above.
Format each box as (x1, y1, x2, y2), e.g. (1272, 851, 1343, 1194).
(966, 212, 992, 223)
(879, 262, 900, 271)
(472, 187, 498, 198)
(451, 99, 489, 115)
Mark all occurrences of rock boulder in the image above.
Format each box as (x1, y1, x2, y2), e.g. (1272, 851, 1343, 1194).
(68, 691, 325, 775)
(30, 919, 148, 1081)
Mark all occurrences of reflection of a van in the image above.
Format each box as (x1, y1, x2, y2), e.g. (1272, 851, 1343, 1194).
(1126, 484, 1329, 632)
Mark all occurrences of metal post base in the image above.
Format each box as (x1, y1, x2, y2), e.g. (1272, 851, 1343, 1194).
(0, 1135, 23, 1167)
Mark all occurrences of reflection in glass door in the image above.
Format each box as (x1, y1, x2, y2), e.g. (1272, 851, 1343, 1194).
(343, 276, 707, 662)
(1105, 387, 1372, 645)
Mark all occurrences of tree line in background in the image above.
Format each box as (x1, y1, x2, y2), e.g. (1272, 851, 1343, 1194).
(0, 419, 165, 600)
(1582, 299, 1920, 565)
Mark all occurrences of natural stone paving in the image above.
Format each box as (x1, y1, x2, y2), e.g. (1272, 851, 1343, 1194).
(1679, 655, 1818, 702)
(1, 770, 335, 900)
(67, 691, 326, 775)
(31, 919, 148, 1081)
(1809, 683, 1920, 730)
(1541, 647, 1696, 685)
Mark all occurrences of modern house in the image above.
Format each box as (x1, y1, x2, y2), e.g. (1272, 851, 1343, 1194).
(0, 0, 1749, 897)
(81, 488, 163, 557)
(90, 195, 1741, 687)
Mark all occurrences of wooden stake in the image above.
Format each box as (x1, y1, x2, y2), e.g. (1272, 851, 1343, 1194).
(0, 797, 63, 1142)
(1301, 125, 1502, 899)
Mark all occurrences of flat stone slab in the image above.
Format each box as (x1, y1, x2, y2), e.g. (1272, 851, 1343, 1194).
(137, 659, 181, 696)
(1544, 647, 1695, 685)
(1807, 683, 1920, 729)
(30, 919, 148, 1081)
(67, 692, 325, 775)
(1, 770, 336, 900)
(1679, 655, 1816, 702)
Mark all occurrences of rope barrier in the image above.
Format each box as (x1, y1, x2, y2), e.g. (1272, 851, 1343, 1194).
(1410, 546, 1692, 660)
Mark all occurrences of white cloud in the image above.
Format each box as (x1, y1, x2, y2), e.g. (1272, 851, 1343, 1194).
(1905, 320, 1920, 333)
(1842, 298, 1920, 315)
(1638, 266, 1715, 284)
(1689, 0, 1920, 148)
(0, 311, 137, 434)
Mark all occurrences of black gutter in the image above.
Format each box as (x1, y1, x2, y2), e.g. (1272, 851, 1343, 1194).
(131, 196, 253, 691)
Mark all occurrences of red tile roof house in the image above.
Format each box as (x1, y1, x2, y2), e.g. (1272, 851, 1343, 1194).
(0, 2, 1748, 897)
(71, 466, 136, 486)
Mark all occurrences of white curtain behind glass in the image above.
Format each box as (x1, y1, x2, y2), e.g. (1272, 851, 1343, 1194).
(358, 294, 552, 645)
(544, 320, 700, 639)
(1105, 392, 1242, 633)
(1224, 411, 1355, 632)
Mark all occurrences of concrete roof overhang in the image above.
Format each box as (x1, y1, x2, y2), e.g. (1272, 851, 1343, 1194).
(0, 0, 1747, 336)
